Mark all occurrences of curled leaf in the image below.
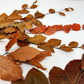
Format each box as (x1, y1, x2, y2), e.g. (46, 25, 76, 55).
(49, 9, 55, 14)
(0, 13, 8, 21)
(68, 41, 78, 48)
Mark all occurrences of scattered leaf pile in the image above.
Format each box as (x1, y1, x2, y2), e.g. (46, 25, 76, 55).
(11, 54, 84, 84)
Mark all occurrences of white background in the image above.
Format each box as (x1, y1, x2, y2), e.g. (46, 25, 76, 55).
(0, 0, 84, 83)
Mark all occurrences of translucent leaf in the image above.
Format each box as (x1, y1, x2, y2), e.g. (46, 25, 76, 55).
(49, 66, 70, 84)
(0, 55, 23, 81)
(26, 14, 34, 20)
(25, 68, 49, 84)
(28, 34, 46, 44)
(59, 12, 65, 16)
(49, 9, 55, 13)
(68, 41, 78, 48)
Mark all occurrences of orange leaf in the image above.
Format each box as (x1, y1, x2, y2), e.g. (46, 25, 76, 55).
(38, 25, 46, 33)
(0, 13, 8, 21)
(59, 12, 65, 16)
(26, 14, 34, 20)
(81, 44, 84, 49)
(5, 32, 19, 51)
(49, 9, 55, 13)
(65, 8, 70, 12)
(8, 46, 40, 61)
(19, 9, 29, 14)
(0, 33, 6, 39)
(22, 4, 28, 9)
(0, 55, 23, 81)
(69, 7, 74, 11)
(30, 4, 38, 9)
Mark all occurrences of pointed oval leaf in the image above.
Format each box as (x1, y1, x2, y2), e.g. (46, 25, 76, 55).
(22, 4, 28, 9)
(49, 9, 55, 14)
(59, 12, 65, 16)
(25, 68, 49, 84)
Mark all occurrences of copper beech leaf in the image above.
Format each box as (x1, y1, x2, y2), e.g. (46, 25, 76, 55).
(0, 55, 23, 81)
(0, 13, 8, 21)
(68, 41, 78, 48)
(81, 54, 84, 70)
(8, 46, 40, 61)
(5, 32, 19, 51)
(25, 68, 49, 84)
(49, 66, 70, 84)
(49, 9, 55, 14)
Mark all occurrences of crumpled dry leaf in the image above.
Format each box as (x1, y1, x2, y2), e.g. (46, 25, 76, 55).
(7, 14, 22, 20)
(28, 34, 46, 44)
(29, 60, 47, 70)
(48, 39, 61, 47)
(0, 33, 6, 39)
(5, 32, 19, 51)
(49, 66, 70, 84)
(2, 27, 17, 34)
(0, 13, 8, 21)
(0, 55, 23, 81)
(49, 9, 55, 14)
(22, 4, 28, 9)
(25, 68, 49, 84)
(23, 21, 33, 30)
(68, 41, 78, 48)
(8, 46, 40, 61)
(38, 42, 55, 53)
(60, 44, 73, 52)
(35, 10, 45, 19)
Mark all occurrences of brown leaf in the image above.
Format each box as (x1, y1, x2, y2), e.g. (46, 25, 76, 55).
(35, 10, 45, 19)
(19, 9, 29, 14)
(0, 33, 6, 39)
(0, 55, 23, 81)
(33, 0, 37, 4)
(33, 50, 51, 62)
(0, 13, 8, 21)
(30, 4, 38, 9)
(12, 10, 20, 14)
(22, 4, 28, 9)
(48, 39, 61, 47)
(65, 8, 70, 12)
(23, 21, 33, 30)
(8, 46, 40, 61)
(28, 34, 46, 44)
(49, 9, 55, 14)
(81, 54, 84, 70)
(11, 80, 25, 84)
(26, 14, 34, 20)
(81, 44, 84, 49)
(69, 7, 74, 11)
(38, 42, 55, 53)
(5, 32, 19, 51)
(7, 14, 22, 20)
(49, 66, 70, 84)
(59, 12, 66, 16)
(68, 41, 78, 48)
(2, 27, 17, 34)
(29, 60, 47, 70)
(60, 44, 73, 52)
(25, 68, 49, 84)
(64, 60, 81, 84)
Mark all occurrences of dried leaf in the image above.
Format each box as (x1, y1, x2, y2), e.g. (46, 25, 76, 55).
(0, 55, 23, 81)
(19, 9, 29, 14)
(25, 68, 49, 84)
(49, 66, 70, 84)
(81, 54, 84, 70)
(0, 33, 5, 39)
(11, 80, 25, 84)
(7, 14, 22, 20)
(38, 25, 46, 33)
(29, 60, 47, 70)
(35, 10, 45, 19)
(26, 14, 34, 20)
(69, 7, 74, 11)
(60, 44, 73, 52)
(38, 42, 55, 53)
(68, 41, 78, 48)
(23, 21, 33, 30)
(0, 13, 8, 21)
(22, 4, 28, 9)
(59, 12, 65, 16)
(28, 34, 46, 44)
(49, 9, 55, 13)
(12, 10, 20, 14)
(33, 0, 37, 4)
(65, 8, 70, 12)
(8, 46, 40, 61)
(2, 27, 17, 34)
(48, 39, 61, 47)
(30, 4, 38, 9)
(81, 44, 84, 49)
(5, 32, 19, 51)
(65, 60, 81, 84)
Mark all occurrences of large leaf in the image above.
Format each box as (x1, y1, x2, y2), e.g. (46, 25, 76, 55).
(0, 55, 23, 81)
(25, 68, 49, 84)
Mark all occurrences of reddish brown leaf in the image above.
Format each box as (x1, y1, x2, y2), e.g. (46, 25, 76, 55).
(64, 60, 81, 84)
(29, 60, 47, 70)
(81, 44, 84, 49)
(65, 8, 70, 12)
(22, 4, 28, 9)
(19, 9, 29, 14)
(0, 13, 8, 21)
(68, 41, 78, 48)
(30, 4, 38, 9)
(25, 68, 49, 84)
(81, 54, 84, 70)
(5, 32, 19, 51)
(49, 66, 70, 84)
(0, 55, 23, 81)
(26, 14, 34, 20)
(60, 44, 73, 52)
(69, 7, 74, 11)
(11, 80, 25, 84)
(48, 39, 61, 47)
(8, 46, 40, 61)
(49, 9, 55, 13)
(59, 12, 65, 16)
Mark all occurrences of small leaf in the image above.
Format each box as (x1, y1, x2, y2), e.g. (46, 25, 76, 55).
(49, 66, 70, 84)
(65, 8, 70, 12)
(0, 33, 6, 39)
(68, 41, 78, 48)
(59, 12, 65, 16)
(22, 4, 28, 9)
(25, 68, 49, 84)
(0, 13, 8, 21)
(81, 44, 84, 49)
(11, 80, 25, 84)
(30, 4, 38, 9)
(69, 7, 74, 11)
(60, 44, 73, 52)
(19, 9, 29, 14)
(26, 14, 34, 20)
(0, 55, 23, 81)
(33, 0, 37, 4)
(49, 9, 55, 14)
